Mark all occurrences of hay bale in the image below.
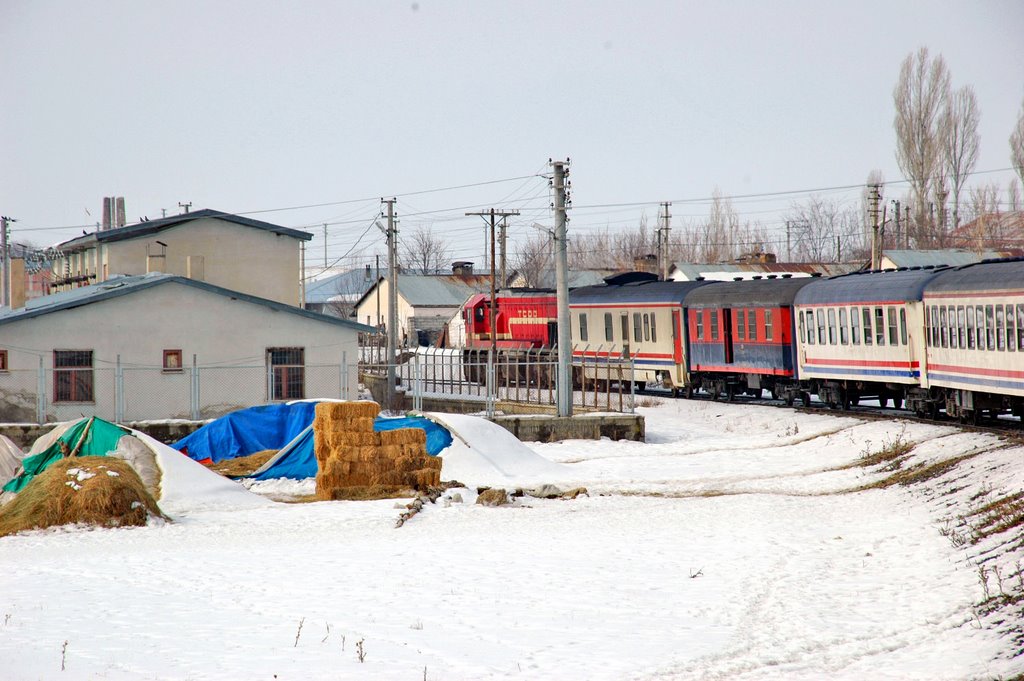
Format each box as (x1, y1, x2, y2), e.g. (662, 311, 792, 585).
(347, 417, 377, 433)
(206, 449, 278, 477)
(326, 431, 381, 448)
(316, 401, 380, 422)
(0, 456, 168, 537)
(379, 429, 426, 446)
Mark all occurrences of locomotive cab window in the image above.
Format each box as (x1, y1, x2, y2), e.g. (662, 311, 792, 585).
(579, 313, 589, 342)
(851, 307, 860, 345)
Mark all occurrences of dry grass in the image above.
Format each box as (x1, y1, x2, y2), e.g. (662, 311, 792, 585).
(205, 450, 278, 477)
(0, 456, 168, 538)
(970, 491, 1024, 542)
(323, 484, 417, 501)
(856, 454, 977, 491)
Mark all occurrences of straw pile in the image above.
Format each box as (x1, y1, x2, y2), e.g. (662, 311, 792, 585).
(314, 401, 442, 501)
(0, 456, 168, 537)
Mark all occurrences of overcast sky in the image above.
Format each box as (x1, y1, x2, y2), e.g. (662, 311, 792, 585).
(2, 0, 1022, 270)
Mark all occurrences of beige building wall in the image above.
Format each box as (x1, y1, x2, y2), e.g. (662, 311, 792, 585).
(354, 279, 416, 336)
(0, 281, 361, 422)
(52, 218, 305, 306)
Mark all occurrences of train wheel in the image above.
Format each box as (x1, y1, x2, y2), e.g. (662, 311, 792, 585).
(725, 385, 736, 402)
(784, 393, 795, 407)
(684, 385, 694, 400)
(800, 392, 812, 408)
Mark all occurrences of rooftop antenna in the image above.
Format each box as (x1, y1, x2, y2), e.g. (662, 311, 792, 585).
(178, 202, 192, 214)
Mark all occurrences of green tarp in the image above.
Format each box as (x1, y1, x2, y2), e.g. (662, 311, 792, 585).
(2, 417, 129, 494)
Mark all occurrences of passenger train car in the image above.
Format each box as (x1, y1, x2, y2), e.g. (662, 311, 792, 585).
(568, 272, 711, 391)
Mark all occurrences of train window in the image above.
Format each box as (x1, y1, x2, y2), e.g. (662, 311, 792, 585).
(939, 307, 948, 348)
(748, 309, 757, 341)
(957, 306, 966, 349)
(985, 305, 995, 350)
(875, 308, 885, 346)
(927, 305, 936, 346)
(900, 308, 908, 346)
(947, 306, 957, 349)
(737, 309, 746, 341)
(633, 313, 642, 343)
(827, 308, 837, 345)
(851, 307, 860, 345)
(710, 311, 719, 340)
(862, 308, 873, 346)
(839, 308, 848, 345)
(605, 313, 613, 342)
(1007, 305, 1016, 352)
(695, 311, 703, 340)
(1018, 305, 1024, 351)
(643, 314, 651, 342)
(887, 308, 898, 346)
(996, 305, 1006, 351)
(805, 310, 815, 344)
(976, 306, 985, 350)
(650, 313, 657, 343)
(765, 310, 773, 341)
(966, 306, 976, 349)
(816, 309, 826, 345)
(579, 313, 589, 342)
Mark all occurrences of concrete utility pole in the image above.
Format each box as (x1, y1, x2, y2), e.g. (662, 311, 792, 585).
(0, 215, 13, 308)
(323, 224, 328, 269)
(658, 201, 672, 280)
(551, 159, 572, 417)
(498, 217, 508, 288)
(786, 221, 792, 262)
(868, 184, 882, 270)
(467, 208, 520, 359)
(382, 198, 399, 413)
(893, 200, 901, 251)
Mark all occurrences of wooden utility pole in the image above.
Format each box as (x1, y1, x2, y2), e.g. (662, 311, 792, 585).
(467, 208, 520, 359)
(381, 198, 398, 412)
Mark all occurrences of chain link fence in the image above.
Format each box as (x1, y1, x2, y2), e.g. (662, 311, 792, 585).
(0, 362, 358, 424)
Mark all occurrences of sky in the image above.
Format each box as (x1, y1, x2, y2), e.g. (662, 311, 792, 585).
(3, 400, 1022, 679)
(2, 0, 1023, 271)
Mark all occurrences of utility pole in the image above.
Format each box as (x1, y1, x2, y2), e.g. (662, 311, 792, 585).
(786, 221, 792, 262)
(552, 159, 572, 417)
(658, 201, 672, 280)
(178, 201, 191, 214)
(381, 199, 399, 413)
(467, 208, 520, 360)
(323, 224, 328, 269)
(498, 217, 509, 288)
(0, 216, 13, 308)
(868, 184, 881, 270)
(904, 205, 910, 249)
(893, 200, 901, 251)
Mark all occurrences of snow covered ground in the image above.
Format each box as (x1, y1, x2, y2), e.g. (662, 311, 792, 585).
(2, 398, 1022, 680)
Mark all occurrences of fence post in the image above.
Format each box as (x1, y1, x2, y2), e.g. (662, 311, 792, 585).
(630, 357, 636, 414)
(413, 352, 422, 412)
(341, 351, 349, 399)
(191, 354, 200, 421)
(36, 355, 45, 424)
(486, 350, 495, 417)
(115, 354, 124, 423)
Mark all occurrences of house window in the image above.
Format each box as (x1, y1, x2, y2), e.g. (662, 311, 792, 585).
(268, 347, 305, 400)
(764, 309, 773, 341)
(54, 350, 94, 402)
(0, 349, 6, 372)
(163, 349, 183, 372)
(579, 313, 589, 343)
(604, 313, 613, 342)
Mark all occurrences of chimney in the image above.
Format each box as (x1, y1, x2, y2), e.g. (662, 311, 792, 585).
(101, 197, 126, 230)
(633, 254, 657, 273)
(452, 261, 474, 277)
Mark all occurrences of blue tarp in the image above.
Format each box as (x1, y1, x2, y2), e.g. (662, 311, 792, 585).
(173, 402, 319, 463)
(249, 415, 453, 481)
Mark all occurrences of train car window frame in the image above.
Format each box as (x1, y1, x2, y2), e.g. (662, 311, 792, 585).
(929, 305, 938, 346)
(737, 309, 746, 341)
(764, 309, 773, 341)
(976, 305, 984, 350)
(886, 307, 898, 346)
(900, 308, 908, 346)
(862, 308, 873, 345)
(1017, 304, 1024, 351)
(804, 310, 815, 345)
(827, 308, 837, 345)
(710, 310, 719, 341)
(643, 313, 651, 342)
(694, 310, 703, 340)
(650, 313, 657, 343)
(633, 313, 642, 343)
(839, 308, 849, 345)
(947, 305, 957, 349)
(939, 306, 948, 348)
(966, 306, 976, 349)
(748, 309, 757, 341)
(1007, 303, 1016, 352)
(874, 307, 885, 346)
(957, 306, 966, 349)
(816, 309, 826, 345)
(604, 313, 613, 342)
(579, 313, 589, 342)
(996, 305, 1006, 351)
(851, 307, 860, 345)
(985, 305, 995, 350)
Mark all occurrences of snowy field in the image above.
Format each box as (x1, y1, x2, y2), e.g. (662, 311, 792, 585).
(2, 398, 1022, 680)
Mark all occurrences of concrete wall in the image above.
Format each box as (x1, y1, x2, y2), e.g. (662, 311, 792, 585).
(0, 281, 360, 422)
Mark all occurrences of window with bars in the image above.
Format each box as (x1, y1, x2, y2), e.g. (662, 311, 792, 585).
(54, 350, 94, 402)
(268, 347, 305, 400)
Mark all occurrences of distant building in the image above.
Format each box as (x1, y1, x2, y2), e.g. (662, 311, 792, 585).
(947, 212, 1024, 252)
(305, 265, 388, 318)
(2, 243, 53, 309)
(879, 248, 1022, 271)
(669, 261, 858, 282)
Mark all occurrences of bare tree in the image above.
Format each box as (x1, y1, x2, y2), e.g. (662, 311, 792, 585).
(1012, 96, 1024, 192)
(893, 47, 951, 246)
(400, 225, 451, 274)
(785, 196, 850, 262)
(1009, 179, 1022, 214)
(943, 85, 980, 231)
(962, 183, 1002, 251)
(512, 230, 553, 287)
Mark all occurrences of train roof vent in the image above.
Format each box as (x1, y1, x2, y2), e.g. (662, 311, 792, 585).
(752, 275, 763, 280)
(695, 276, 705, 281)
(733, 277, 744, 281)
(766, 274, 777, 279)
(781, 273, 792, 278)
(810, 272, 822, 278)
(602, 271, 659, 286)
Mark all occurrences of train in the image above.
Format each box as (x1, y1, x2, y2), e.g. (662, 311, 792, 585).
(457, 258, 1024, 423)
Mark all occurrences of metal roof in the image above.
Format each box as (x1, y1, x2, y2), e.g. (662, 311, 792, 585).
(0, 272, 375, 332)
(685, 277, 817, 307)
(570, 279, 712, 306)
(881, 249, 1020, 269)
(353, 274, 494, 310)
(795, 268, 947, 306)
(305, 267, 386, 304)
(670, 262, 858, 281)
(924, 258, 1024, 294)
(57, 209, 313, 251)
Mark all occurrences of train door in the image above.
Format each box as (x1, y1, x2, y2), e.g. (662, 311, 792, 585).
(722, 308, 734, 364)
(546, 321, 558, 347)
(672, 310, 683, 364)
(620, 313, 630, 358)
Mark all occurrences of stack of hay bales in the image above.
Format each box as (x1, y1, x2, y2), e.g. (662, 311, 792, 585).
(314, 401, 442, 500)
